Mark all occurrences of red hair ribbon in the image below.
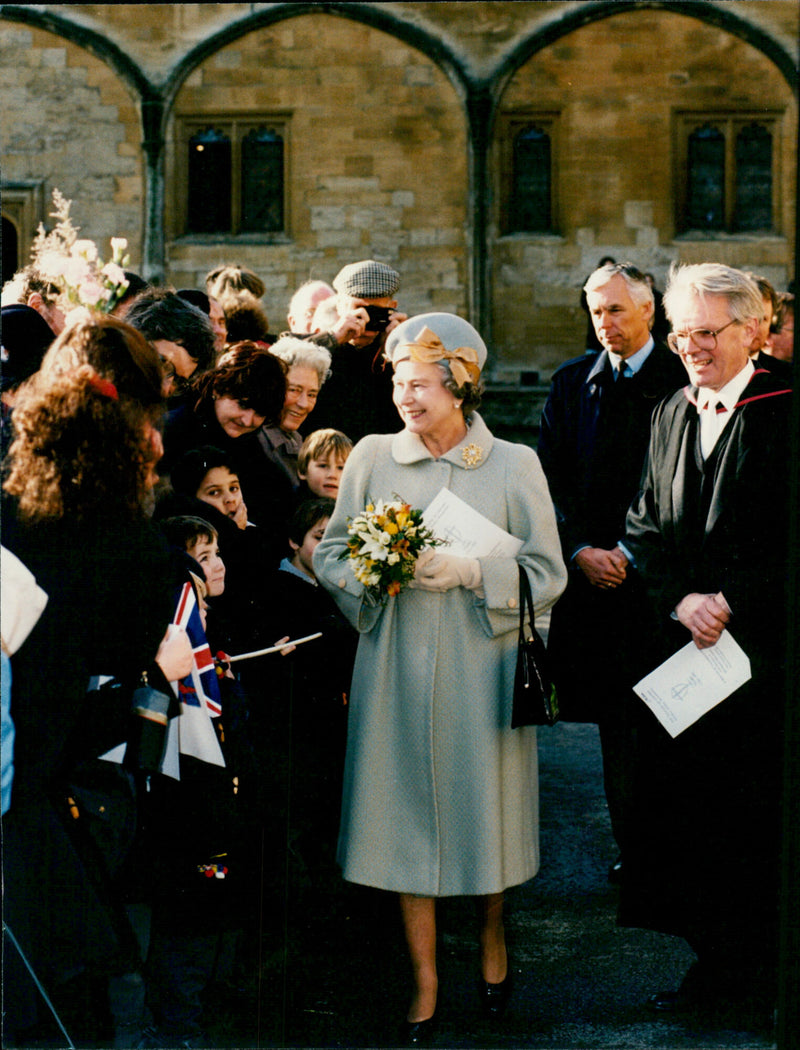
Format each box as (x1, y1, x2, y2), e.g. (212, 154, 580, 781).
(87, 374, 119, 401)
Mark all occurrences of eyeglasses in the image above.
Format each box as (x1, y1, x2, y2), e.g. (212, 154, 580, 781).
(667, 319, 739, 355)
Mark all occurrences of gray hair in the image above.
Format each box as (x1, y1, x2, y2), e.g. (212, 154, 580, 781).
(435, 362, 483, 417)
(269, 335, 332, 385)
(584, 262, 655, 314)
(663, 263, 763, 326)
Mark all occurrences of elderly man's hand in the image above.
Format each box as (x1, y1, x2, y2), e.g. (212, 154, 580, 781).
(384, 310, 408, 338)
(330, 311, 367, 345)
(675, 592, 731, 649)
(575, 546, 628, 589)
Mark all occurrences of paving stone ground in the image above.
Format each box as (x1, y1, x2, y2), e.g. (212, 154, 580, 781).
(205, 723, 776, 1050)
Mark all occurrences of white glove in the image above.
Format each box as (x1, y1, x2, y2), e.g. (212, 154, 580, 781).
(411, 551, 482, 593)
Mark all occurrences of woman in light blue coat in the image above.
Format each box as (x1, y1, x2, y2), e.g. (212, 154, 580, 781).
(314, 313, 566, 1043)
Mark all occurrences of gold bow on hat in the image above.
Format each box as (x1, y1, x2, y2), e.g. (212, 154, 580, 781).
(396, 326, 481, 387)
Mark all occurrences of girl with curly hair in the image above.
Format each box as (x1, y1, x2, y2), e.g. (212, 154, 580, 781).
(2, 314, 193, 1045)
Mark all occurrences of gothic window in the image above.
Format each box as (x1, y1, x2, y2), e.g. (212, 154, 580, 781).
(178, 116, 288, 237)
(499, 113, 559, 235)
(734, 122, 773, 232)
(677, 113, 781, 235)
(686, 124, 725, 231)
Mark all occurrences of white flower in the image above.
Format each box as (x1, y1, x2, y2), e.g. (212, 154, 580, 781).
(63, 256, 92, 288)
(77, 276, 108, 307)
(110, 237, 128, 260)
(102, 261, 127, 287)
(37, 250, 68, 279)
(71, 239, 98, 262)
(387, 553, 400, 565)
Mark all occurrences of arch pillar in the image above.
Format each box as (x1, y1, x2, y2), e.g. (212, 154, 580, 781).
(141, 96, 166, 284)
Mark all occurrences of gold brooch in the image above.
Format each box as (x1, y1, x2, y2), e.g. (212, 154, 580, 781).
(461, 443, 483, 468)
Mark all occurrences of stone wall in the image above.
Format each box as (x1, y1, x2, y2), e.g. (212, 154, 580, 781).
(1, 2, 796, 382)
(490, 7, 797, 378)
(1, 23, 144, 263)
(164, 13, 468, 332)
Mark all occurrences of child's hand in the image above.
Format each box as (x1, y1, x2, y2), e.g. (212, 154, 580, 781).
(233, 499, 248, 530)
(275, 634, 296, 657)
(156, 625, 194, 681)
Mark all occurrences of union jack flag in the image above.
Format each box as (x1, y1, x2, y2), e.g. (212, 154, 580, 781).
(173, 582, 222, 718)
(158, 581, 225, 777)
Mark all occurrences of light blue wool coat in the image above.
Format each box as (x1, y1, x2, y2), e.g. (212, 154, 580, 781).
(313, 413, 567, 897)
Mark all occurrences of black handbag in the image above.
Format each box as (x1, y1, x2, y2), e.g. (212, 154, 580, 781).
(511, 565, 559, 728)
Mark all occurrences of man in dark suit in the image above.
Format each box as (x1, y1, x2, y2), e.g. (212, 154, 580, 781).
(745, 271, 794, 383)
(538, 263, 686, 875)
(620, 263, 792, 1026)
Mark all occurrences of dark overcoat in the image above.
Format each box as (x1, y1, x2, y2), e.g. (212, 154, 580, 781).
(537, 345, 686, 721)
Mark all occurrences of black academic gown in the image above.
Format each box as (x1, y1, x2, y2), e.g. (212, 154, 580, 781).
(619, 368, 792, 968)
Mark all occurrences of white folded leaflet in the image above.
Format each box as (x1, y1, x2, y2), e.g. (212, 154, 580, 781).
(633, 629, 752, 738)
(422, 488, 523, 560)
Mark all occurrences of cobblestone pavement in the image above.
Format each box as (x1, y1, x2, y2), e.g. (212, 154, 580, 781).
(204, 723, 776, 1050)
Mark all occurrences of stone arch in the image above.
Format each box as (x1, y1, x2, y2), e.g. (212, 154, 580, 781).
(163, 9, 472, 323)
(489, 0, 798, 113)
(0, 6, 157, 271)
(482, 2, 797, 377)
(0, 4, 155, 102)
(160, 3, 472, 116)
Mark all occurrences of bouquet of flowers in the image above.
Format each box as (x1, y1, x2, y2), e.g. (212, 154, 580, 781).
(31, 189, 130, 313)
(339, 497, 443, 602)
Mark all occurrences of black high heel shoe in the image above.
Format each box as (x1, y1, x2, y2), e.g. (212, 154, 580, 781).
(478, 969, 513, 1019)
(400, 1013, 437, 1046)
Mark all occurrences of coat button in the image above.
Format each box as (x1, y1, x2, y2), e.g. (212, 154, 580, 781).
(338, 578, 347, 588)
(508, 597, 517, 608)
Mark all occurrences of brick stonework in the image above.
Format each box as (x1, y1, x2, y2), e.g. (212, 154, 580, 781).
(1, 24, 144, 263)
(491, 8, 797, 377)
(1, 3, 796, 385)
(164, 13, 468, 331)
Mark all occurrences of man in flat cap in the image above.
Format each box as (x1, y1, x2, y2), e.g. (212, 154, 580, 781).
(307, 259, 407, 441)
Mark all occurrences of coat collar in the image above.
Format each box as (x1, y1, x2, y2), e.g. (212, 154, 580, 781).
(391, 411, 494, 469)
(585, 349, 613, 386)
(682, 366, 792, 410)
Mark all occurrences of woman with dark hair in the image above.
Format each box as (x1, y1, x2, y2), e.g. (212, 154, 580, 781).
(161, 341, 292, 565)
(2, 314, 192, 1044)
(177, 288, 227, 358)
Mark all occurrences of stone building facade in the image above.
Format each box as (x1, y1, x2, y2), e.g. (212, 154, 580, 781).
(2, 2, 797, 405)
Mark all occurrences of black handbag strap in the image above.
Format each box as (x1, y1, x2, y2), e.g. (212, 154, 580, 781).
(518, 564, 536, 640)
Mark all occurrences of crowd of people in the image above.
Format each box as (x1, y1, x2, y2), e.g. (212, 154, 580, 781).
(0, 242, 794, 1048)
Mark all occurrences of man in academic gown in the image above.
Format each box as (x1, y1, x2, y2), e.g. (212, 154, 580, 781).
(620, 263, 792, 1028)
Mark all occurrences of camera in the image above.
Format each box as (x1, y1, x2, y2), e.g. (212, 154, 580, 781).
(364, 305, 394, 332)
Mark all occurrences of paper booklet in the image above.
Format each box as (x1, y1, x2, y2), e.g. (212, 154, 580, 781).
(633, 629, 752, 738)
(422, 488, 523, 560)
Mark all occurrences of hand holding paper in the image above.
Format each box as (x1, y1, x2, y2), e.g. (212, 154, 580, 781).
(411, 551, 482, 593)
(674, 591, 731, 649)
